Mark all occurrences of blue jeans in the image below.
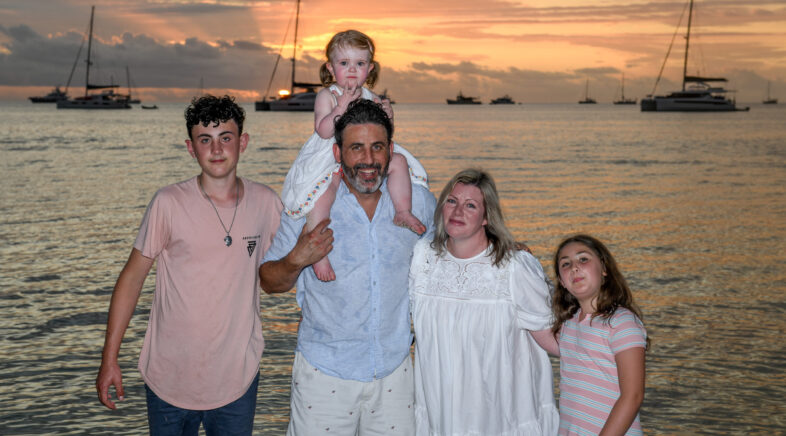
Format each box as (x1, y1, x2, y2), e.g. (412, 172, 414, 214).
(145, 372, 259, 436)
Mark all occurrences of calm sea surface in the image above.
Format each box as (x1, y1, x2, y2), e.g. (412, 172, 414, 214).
(0, 101, 784, 435)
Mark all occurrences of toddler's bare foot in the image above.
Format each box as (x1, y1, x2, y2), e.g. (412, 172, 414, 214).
(313, 257, 336, 282)
(394, 210, 426, 235)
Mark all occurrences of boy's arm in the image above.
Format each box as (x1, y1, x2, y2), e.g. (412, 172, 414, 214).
(599, 347, 646, 435)
(96, 248, 154, 410)
(259, 219, 333, 294)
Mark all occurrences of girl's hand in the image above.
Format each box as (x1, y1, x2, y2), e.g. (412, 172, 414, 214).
(333, 81, 361, 113)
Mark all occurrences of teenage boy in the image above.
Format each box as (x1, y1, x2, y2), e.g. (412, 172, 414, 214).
(96, 95, 282, 435)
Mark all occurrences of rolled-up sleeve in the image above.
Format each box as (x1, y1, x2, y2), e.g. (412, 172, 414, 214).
(261, 210, 304, 267)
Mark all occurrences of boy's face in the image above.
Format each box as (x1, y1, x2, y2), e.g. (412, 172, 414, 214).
(186, 120, 248, 180)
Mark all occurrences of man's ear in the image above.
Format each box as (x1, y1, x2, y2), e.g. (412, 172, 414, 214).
(333, 142, 342, 163)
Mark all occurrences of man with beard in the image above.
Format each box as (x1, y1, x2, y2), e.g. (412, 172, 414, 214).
(259, 98, 436, 435)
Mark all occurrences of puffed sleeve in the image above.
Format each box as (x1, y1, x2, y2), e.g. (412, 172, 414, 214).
(408, 239, 431, 306)
(510, 250, 554, 331)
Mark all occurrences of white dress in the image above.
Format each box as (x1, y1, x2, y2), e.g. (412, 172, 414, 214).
(281, 85, 429, 217)
(409, 239, 559, 436)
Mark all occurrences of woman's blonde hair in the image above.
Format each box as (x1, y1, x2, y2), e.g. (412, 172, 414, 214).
(431, 169, 515, 266)
(319, 30, 379, 88)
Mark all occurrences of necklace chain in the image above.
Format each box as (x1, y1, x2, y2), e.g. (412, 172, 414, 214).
(198, 176, 239, 247)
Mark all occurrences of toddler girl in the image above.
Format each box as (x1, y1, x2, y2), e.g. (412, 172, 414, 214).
(281, 29, 428, 281)
(552, 234, 649, 435)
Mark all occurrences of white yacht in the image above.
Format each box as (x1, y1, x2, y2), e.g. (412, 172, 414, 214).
(57, 6, 131, 110)
(641, 0, 748, 112)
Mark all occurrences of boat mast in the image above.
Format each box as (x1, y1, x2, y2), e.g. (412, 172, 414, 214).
(681, 0, 693, 91)
(621, 73, 625, 100)
(290, 0, 301, 95)
(84, 6, 95, 97)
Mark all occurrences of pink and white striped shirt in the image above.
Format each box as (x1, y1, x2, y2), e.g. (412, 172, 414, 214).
(558, 307, 647, 436)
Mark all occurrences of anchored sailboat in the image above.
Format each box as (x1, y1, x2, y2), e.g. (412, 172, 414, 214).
(57, 6, 130, 109)
(255, 0, 320, 111)
(763, 81, 778, 105)
(613, 73, 636, 105)
(578, 79, 596, 104)
(641, 0, 747, 112)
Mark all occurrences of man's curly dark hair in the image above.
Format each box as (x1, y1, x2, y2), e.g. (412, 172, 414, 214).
(185, 95, 245, 140)
(334, 99, 393, 148)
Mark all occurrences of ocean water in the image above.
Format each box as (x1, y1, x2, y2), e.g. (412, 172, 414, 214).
(0, 101, 784, 435)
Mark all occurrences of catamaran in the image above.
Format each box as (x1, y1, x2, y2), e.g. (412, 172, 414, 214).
(641, 0, 747, 112)
(57, 6, 131, 109)
(255, 0, 320, 111)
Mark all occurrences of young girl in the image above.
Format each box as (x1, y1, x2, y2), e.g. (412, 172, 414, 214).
(551, 234, 649, 436)
(281, 29, 428, 281)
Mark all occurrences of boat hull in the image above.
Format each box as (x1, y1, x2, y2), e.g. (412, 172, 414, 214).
(446, 100, 481, 105)
(257, 91, 316, 112)
(57, 96, 131, 109)
(640, 95, 746, 111)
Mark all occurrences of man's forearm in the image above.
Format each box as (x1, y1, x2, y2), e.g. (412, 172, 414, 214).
(259, 256, 302, 294)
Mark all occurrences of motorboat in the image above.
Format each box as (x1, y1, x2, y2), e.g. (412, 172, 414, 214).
(447, 91, 481, 104)
(490, 95, 515, 104)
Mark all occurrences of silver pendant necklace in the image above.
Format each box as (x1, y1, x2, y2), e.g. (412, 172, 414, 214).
(198, 176, 239, 247)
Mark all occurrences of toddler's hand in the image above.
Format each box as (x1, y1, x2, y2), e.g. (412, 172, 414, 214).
(333, 82, 361, 112)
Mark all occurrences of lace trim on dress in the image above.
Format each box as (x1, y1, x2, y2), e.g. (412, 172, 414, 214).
(411, 247, 510, 300)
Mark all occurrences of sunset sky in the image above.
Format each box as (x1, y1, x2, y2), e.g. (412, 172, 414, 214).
(1, 0, 785, 103)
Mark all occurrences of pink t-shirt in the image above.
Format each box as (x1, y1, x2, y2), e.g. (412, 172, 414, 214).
(134, 176, 282, 410)
(558, 307, 647, 436)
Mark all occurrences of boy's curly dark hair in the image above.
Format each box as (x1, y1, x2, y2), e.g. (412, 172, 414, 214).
(185, 95, 245, 139)
(334, 99, 392, 148)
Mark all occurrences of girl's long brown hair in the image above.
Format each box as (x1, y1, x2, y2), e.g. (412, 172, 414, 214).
(551, 234, 649, 349)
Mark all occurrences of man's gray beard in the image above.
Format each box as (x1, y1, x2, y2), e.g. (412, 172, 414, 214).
(341, 162, 388, 194)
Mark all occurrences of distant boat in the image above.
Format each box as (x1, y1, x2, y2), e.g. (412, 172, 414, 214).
(29, 30, 87, 103)
(447, 91, 481, 105)
(57, 6, 131, 109)
(255, 0, 320, 112)
(578, 79, 596, 104)
(29, 86, 68, 103)
(379, 89, 396, 104)
(763, 81, 778, 104)
(141, 104, 158, 110)
(125, 66, 141, 104)
(490, 95, 515, 105)
(613, 73, 636, 105)
(641, 0, 747, 112)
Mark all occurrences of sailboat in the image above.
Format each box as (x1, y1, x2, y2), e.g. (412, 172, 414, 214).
(578, 79, 596, 104)
(641, 0, 747, 112)
(763, 81, 778, 105)
(57, 6, 131, 109)
(255, 0, 320, 111)
(613, 73, 636, 105)
(125, 66, 141, 104)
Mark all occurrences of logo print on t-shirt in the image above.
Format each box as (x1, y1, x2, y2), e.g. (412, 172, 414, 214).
(246, 240, 257, 257)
